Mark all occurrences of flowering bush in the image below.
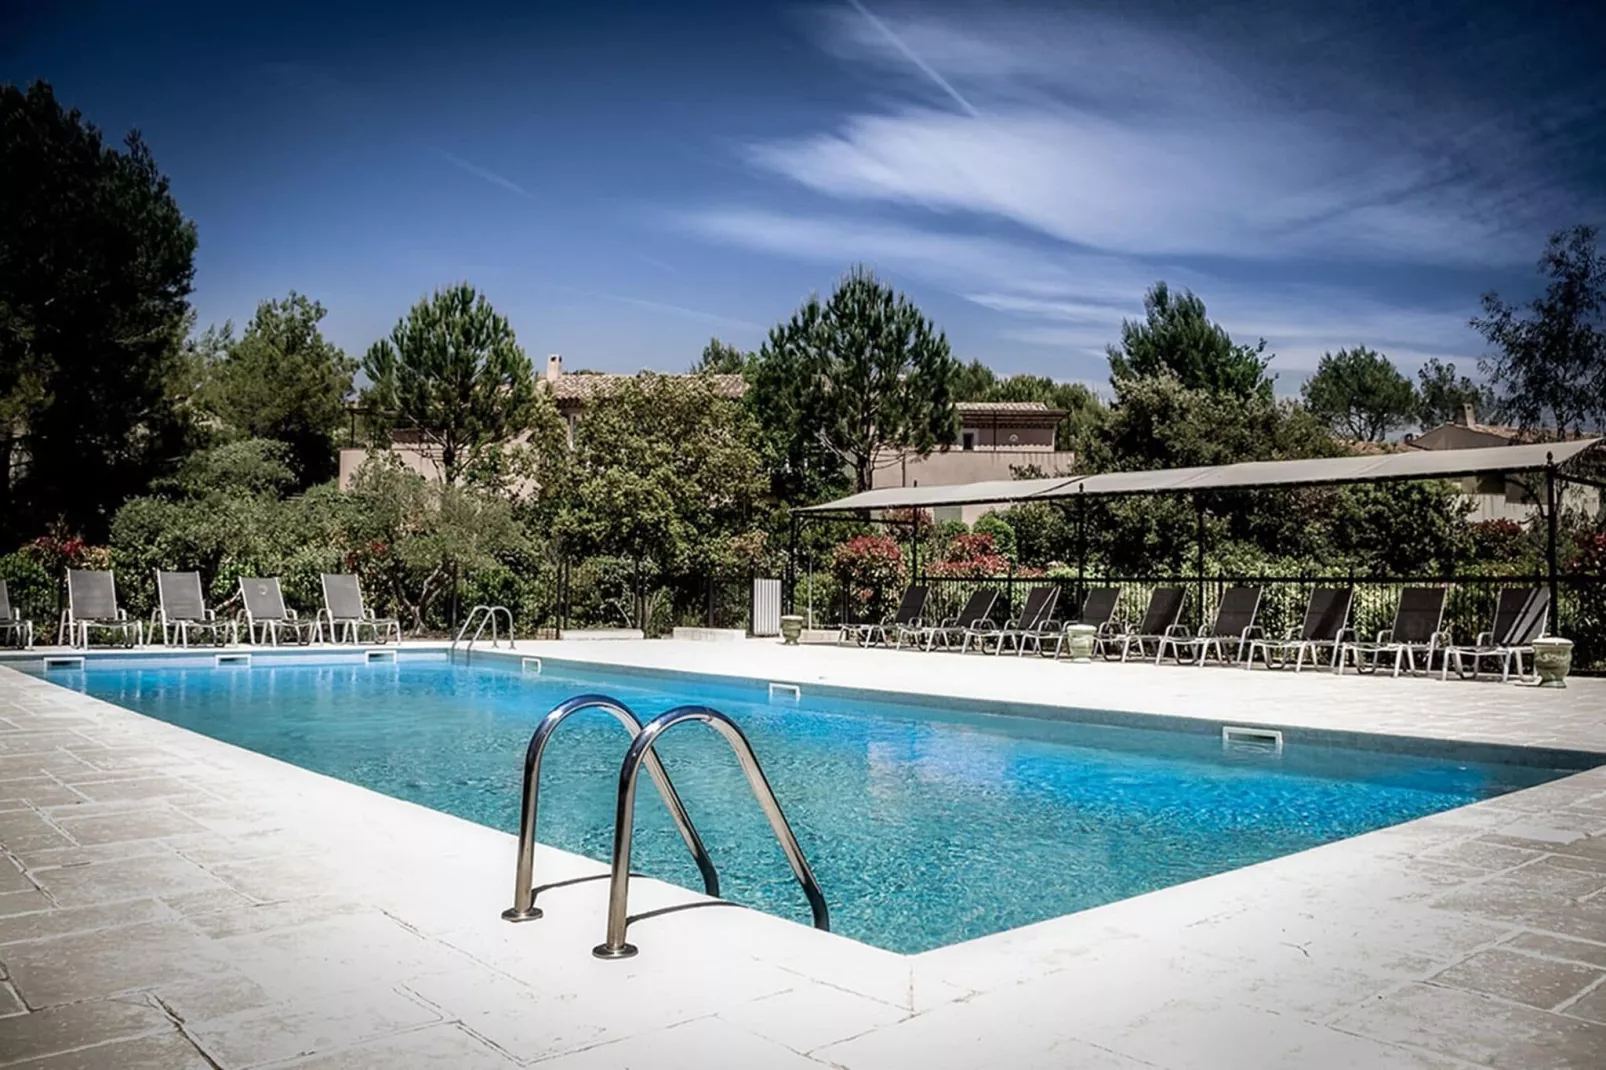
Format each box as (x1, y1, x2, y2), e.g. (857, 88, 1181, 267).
(831, 535, 904, 620)
(1470, 519, 1531, 564)
(928, 532, 1010, 578)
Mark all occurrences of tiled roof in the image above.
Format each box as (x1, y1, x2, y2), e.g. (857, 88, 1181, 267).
(955, 401, 1055, 412)
(546, 372, 748, 401)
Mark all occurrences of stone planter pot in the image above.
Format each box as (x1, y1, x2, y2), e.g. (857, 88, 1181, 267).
(1532, 637, 1574, 689)
(1062, 624, 1098, 663)
(779, 615, 805, 646)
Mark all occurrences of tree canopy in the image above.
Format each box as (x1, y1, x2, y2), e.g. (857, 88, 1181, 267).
(200, 292, 357, 487)
(750, 266, 958, 494)
(1473, 225, 1606, 436)
(691, 337, 752, 375)
(361, 283, 540, 485)
(1300, 346, 1418, 441)
(1107, 282, 1273, 399)
(1415, 358, 1492, 429)
(1, 80, 198, 544)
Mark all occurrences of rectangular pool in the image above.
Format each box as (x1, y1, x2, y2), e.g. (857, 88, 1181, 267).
(31, 652, 1591, 953)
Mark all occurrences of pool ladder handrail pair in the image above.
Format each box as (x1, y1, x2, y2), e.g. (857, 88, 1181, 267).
(453, 604, 514, 659)
(503, 693, 829, 959)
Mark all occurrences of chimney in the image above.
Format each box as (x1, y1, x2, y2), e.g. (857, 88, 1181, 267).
(1460, 401, 1476, 427)
(546, 354, 563, 383)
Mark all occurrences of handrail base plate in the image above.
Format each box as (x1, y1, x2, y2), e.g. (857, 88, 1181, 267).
(592, 942, 638, 959)
(501, 906, 544, 923)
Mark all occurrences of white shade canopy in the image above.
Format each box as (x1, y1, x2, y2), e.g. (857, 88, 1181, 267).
(797, 438, 1603, 514)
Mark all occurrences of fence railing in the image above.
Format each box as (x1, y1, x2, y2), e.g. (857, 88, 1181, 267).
(892, 573, 1606, 673)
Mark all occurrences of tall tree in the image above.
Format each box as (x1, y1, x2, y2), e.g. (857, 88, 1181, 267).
(1415, 358, 1492, 429)
(691, 337, 752, 375)
(556, 374, 766, 573)
(1107, 282, 1273, 399)
(1472, 225, 1606, 437)
(202, 292, 357, 487)
(1, 81, 198, 544)
(1300, 347, 1418, 441)
(361, 283, 536, 485)
(751, 266, 959, 494)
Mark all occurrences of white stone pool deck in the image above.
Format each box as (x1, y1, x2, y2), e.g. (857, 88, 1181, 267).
(0, 639, 1604, 1068)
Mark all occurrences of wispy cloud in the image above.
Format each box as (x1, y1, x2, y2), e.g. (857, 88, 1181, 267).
(675, 5, 1604, 382)
(433, 149, 531, 199)
(675, 207, 1480, 376)
(562, 286, 763, 333)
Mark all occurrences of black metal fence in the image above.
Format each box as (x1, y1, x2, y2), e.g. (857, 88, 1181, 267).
(553, 560, 757, 636)
(899, 572, 1606, 672)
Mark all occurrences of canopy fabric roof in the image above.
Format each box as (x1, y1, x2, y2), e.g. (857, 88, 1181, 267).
(797, 438, 1603, 514)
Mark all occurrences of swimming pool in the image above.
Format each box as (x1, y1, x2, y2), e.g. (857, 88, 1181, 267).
(33, 652, 1585, 953)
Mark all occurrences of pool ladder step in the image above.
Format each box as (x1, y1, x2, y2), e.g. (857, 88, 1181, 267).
(502, 693, 829, 960)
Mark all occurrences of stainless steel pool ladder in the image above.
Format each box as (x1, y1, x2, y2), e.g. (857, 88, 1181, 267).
(503, 694, 829, 959)
(454, 604, 513, 658)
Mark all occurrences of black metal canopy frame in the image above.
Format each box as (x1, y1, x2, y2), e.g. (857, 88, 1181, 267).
(786, 438, 1606, 624)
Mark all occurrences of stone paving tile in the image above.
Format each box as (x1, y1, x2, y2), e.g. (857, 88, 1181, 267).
(149, 968, 278, 1025)
(0, 812, 72, 854)
(1429, 948, 1604, 1010)
(1563, 981, 1606, 1025)
(56, 776, 215, 805)
(50, 807, 207, 847)
(713, 983, 911, 1055)
(219, 912, 475, 1004)
(186, 987, 442, 1068)
(1333, 981, 1606, 1070)
(5, 1029, 215, 1069)
(273, 1023, 517, 1069)
(538, 1015, 832, 1070)
(0, 780, 87, 809)
(0, 861, 33, 896)
(1501, 930, 1606, 969)
(0, 996, 174, 1063)
(0, 980, 25, 1017)
(4, 918, 234, 1007)
(0, 889, 53, 920)
(0, 900, 171, 946)
(28, 853, 232, 909)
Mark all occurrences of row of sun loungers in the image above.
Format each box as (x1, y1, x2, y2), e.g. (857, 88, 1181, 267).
(0, 571, 401, 650)
(839, 583, 1553, 681)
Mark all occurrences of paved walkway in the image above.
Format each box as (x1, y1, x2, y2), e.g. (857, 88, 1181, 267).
(1, 641, 1605, 1068)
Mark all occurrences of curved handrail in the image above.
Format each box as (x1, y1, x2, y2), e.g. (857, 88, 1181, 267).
(502, 694, 719, 923)
(593, 704, 828, 959)
(454, 604, 514, 658)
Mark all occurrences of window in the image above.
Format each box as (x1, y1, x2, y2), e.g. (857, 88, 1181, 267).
(961, 431, 976, 451)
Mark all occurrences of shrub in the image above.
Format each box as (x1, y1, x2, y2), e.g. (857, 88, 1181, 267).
(972, 513, 1017, 560)
(831, 535, 904, 621)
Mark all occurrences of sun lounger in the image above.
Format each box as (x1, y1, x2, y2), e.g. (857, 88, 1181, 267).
(1245, 586, 1353, 671)
(1049, 587, 1121, 658)
(153, 570, 237, 647)
(240, 577, 317, 645)
(318, 574, 403, 644)
(840, 586, 929, 647)
(1105, 587, 1189, 663)
(61, 569, 142, 648)
(908, 587, 998, 651)
(1440, 587, 1549, 683)
(1336, 587, 1449, 677)
(0, 581, 33, 649)
(992, 586, 1061, 656)
(1156, 586, 1262, 666)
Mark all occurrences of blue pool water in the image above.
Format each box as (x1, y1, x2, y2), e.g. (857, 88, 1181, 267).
(37, 654, 1577, 953)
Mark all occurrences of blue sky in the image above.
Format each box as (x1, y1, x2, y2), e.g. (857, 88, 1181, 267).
(7, 0, 1604, 391)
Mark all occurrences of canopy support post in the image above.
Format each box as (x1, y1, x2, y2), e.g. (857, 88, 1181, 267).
(1076, 490, 1087, 605)
(1193, 493, 1206, 629)
(1545, 458, 1559, 633)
